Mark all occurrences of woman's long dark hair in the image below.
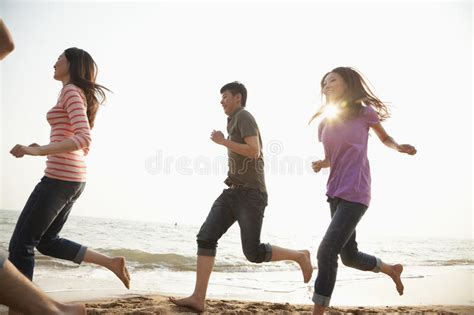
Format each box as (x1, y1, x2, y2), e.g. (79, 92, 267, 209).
(64, 47, 110, 129)
(309, 67, 390, 124)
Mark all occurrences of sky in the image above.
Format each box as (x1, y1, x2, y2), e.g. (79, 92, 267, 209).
(0, 0, 472, 240)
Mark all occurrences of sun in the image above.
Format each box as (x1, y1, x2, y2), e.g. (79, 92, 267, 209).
(322, 104, 339, 119)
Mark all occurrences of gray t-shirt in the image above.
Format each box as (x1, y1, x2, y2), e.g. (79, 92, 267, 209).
(225, 107, 266, 192)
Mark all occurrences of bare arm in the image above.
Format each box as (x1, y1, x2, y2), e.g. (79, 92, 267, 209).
(211, 130, 260, 159)
(371, 122, 417, 155)
(11, 87, 91, 158)
(312, 149, 330, 173)
(10, 140, 79, 158)
(0, 19, 14, 60)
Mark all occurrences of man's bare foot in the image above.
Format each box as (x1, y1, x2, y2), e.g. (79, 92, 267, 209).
(110, 257, 130, 289)
(390, 264, 404, 295)
(297, 250, 313, 283)
(169, 295, 205, 313)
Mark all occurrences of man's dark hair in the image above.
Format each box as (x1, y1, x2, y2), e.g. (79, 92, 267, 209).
(220, 81, 247, 107)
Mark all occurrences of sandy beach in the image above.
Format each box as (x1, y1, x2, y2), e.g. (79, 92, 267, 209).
(85, 295, 474, 314)
(0, 264, 472, 314)
(78, 267, 473, 315)
(53, 267, 474, 314)
(2, 295, 474, 315)
(0, 269, 473, 314)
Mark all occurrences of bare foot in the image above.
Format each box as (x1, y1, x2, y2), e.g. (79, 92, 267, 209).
(297, 250, 313, 283)
(110, 257, 131, 289)
(57, 303, 86, 315)
(169, 295, 205, 313)
(390, 264, 404, 295)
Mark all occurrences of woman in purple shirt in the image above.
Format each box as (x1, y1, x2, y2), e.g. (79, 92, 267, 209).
(310, 67, 416, 315)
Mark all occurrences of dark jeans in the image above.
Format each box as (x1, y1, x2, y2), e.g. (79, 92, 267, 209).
(8, 176, 87, 280)
(313, 197, 381, 307)
(196, 188, 272, 263)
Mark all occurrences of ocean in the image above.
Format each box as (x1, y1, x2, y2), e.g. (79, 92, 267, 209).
(0, 209, 472, 306)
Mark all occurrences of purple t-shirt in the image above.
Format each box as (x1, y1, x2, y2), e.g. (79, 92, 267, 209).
(318, 106, 379, 207)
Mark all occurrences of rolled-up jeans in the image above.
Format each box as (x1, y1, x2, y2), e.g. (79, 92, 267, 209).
(313, 197, 381, 307)
(196, 187, 272, 263)
(9, 176, 88, 280)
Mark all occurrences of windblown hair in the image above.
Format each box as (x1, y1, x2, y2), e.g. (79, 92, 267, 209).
(64, 47, 110, 129)
(309, 67, 390, 124)
(220, 81, 247, 107)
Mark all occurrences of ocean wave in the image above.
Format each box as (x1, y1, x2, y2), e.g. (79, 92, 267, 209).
(423, 259, 474, 266)
(100, 248, 298, 272)
(34, 248, 298, 273)
(35, 255, 80, 269)
(32, 247, 474, 272)
(101, 248, 197, 271)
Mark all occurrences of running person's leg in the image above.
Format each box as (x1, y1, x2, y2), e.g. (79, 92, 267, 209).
(9, 177, 130, 288)
(236, 189, 313, 282)
(170, 189, 236, 312)
(0, 254, 85, 315)
(8, 177, 83, 279)
(313, 198, 369, 312)
(340, 225, 404, 295)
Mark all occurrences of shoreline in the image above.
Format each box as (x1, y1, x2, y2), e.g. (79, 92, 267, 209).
(1, 266, 472, 314)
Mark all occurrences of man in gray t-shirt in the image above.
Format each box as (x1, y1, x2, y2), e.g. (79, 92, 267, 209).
(224, 105, 266, 192)
(170, 82, 313, 312)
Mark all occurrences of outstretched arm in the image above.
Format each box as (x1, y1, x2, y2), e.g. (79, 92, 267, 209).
(371, 122, 417, 155)
(0, 19, 15, 60)
(10, 140, 78, 158)
(10, 87, 91, 158)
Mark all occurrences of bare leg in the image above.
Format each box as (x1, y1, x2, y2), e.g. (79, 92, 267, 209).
(310, 263, 403, 315)
(169, 255, 214, 312)
(83, 249, 130, 289)
(312, 304, 325, 315)
(270, 245, 313, 283)
(0, 260, 85, 315)
(380, 262, 404, 295)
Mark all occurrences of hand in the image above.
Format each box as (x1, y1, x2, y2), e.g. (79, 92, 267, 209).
(10, 144, 42, 158)
(397, 144, 417, 155)
(210, 130, 225, 145)
(312, 160, 325, 173)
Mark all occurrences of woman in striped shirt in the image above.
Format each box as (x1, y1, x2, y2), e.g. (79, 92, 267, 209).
(8, 48, 130, 289)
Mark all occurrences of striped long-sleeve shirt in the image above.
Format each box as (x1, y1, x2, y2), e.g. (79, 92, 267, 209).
(45, 84, 91, 182)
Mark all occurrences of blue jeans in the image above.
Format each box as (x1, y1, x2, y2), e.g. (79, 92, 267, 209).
(8, 176, 87, 280)
(196, 188, 272, 263)
(313, 197, 381, 307)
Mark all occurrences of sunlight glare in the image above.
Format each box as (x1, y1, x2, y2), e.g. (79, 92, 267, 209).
(322, 104, 339, 119)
